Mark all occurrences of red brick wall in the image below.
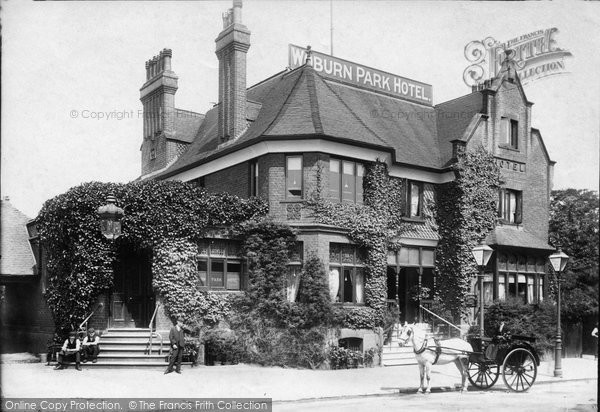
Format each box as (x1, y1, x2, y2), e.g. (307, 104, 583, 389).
(204, 162, 250, 197)
(468, 80, 551, 242)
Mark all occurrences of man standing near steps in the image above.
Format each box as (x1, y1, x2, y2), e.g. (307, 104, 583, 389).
(165, 317, 185, 374)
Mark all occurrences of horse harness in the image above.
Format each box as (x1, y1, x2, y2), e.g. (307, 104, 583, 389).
(413, 336, 443, 365)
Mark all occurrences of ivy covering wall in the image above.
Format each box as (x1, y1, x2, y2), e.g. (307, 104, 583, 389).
(305, 160, 407, 327)
(434, 147, 501, 319)
(36, 180, 267, 335)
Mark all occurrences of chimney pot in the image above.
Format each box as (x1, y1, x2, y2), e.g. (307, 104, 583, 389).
(233, 0, 242, 24)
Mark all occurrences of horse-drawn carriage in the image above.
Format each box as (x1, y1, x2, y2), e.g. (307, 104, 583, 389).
(398, 323, 540, 393)
(466, 332, 539, 392)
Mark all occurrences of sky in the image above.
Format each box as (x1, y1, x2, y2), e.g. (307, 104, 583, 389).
(2, 0, 599, 218)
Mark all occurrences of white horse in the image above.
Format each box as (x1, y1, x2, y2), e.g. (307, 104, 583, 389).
(398, 322, 473, 394)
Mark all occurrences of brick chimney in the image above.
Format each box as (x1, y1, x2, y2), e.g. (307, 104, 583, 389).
(140, 48, 179, 175)
(215, 0, 250, 144)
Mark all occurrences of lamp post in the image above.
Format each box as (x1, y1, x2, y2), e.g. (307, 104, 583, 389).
(548, 248, 569, 378)
(97, 194, 124, 240)
(471, 241, 494, 338)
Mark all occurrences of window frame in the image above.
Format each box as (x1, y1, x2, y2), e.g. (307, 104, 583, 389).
(286, 242, 304, 302)
(329, 243, 366, 305)
(197, 239, 244, 291)
(500, 117, 519, 149)
(249, 160, 259, 197)
(285, 155, 303, 200)
(407, 180, 424, 218)
(498, 188, 523, 224)
(329, 157, 364, 204)
(496, 253, 546, 304)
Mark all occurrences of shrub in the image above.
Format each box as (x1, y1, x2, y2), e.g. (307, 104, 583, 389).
(203, 327, 241, 365)
(295, 254, 336, 328)
(340, 307, 380, 329)
(485, 297, 557, 355)
(328, 346, 364, 369)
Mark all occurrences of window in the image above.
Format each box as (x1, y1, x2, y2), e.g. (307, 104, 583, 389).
(498, 189, 522, 224)
(500, 117, 518, 149)
(407, 181, 423, 218)
(329, 158, 364, 204)
(150, 148, 156, 160)
(249, 160, 259, 197)
(497, 253, 546, 303)
(329, 243, 365, 304)
(286, 242, 303, 302)
(197, 239, 243, 290)
(286, 156, 303, 199)
(483, 274, 494, 305)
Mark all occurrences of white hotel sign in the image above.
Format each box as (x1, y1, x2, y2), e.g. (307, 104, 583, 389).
(288, 44, 433, 106)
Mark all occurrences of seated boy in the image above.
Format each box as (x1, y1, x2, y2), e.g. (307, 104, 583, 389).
(81, 327, 101, 363)
(54, 331, 81, 371)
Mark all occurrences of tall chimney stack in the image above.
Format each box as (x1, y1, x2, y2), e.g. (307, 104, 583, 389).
(215, 0, 250, 143)
(140, 48, 179, 175)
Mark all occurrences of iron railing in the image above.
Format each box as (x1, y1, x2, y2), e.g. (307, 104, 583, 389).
(146, 303, 163, 355)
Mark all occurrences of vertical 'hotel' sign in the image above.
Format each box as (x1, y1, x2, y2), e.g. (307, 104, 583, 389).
(288, 44, 433, 106)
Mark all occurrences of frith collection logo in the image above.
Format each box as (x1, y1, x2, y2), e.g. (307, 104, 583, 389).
(463, 28, 572, 87)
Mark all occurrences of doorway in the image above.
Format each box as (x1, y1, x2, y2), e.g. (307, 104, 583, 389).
(398, 267, 420, 323)
(111, 248, 155, 328)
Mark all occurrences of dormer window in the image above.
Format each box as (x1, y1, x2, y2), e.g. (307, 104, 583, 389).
(500, 117, 519, 149)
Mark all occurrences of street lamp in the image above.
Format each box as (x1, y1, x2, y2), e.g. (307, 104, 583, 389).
(548, 248, 569, 378)
(471, 241, 494, 338)
(97, 194, 124, 240)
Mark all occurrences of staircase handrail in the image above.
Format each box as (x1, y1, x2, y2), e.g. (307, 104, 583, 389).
(419, 305, 462, 335)
(147, 303, 163, 355)
(77, 303, 104, 337)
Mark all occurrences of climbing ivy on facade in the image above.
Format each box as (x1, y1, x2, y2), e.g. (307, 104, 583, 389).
(36, 180, 267, 335)
(434, 147, 501, 319)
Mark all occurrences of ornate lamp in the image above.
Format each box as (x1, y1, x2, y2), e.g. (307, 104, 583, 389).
(548, 248, 569, 378)
(471, 241, 494, 337)
(97, 194, 124, 240)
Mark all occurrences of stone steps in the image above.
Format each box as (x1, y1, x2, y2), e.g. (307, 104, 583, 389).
(51, 328, 190, 368)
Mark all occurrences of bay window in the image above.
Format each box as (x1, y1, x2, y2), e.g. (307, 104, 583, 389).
(329, 243, 365, 304)
(286, 155, 303, 199)
(329, 158, 364, 204)
(286, 242, 303, 302)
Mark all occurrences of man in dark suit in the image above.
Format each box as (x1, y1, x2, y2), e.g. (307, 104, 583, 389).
(165, 317, 185, 374)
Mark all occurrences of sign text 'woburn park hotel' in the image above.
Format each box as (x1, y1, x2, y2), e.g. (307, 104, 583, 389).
(289, 44, 433, 106)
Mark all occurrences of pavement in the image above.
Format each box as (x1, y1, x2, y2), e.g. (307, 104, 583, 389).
(0, 356, 597, 401)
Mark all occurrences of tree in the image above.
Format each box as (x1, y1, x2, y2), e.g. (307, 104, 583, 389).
(549, 189, 599, 323)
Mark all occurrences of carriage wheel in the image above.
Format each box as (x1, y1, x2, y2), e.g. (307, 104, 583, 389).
(502, 348, 537, 392)
(467, 360, 500, 389)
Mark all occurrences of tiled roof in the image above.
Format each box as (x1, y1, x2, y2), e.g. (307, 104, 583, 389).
(158, 64, 457, 178)
(172, 109, 205, 143)
(435, 93, 483, 167)
(400, 224, 440, 241)
(0, 200, 35, 276)
(485, 226, 554, 252)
